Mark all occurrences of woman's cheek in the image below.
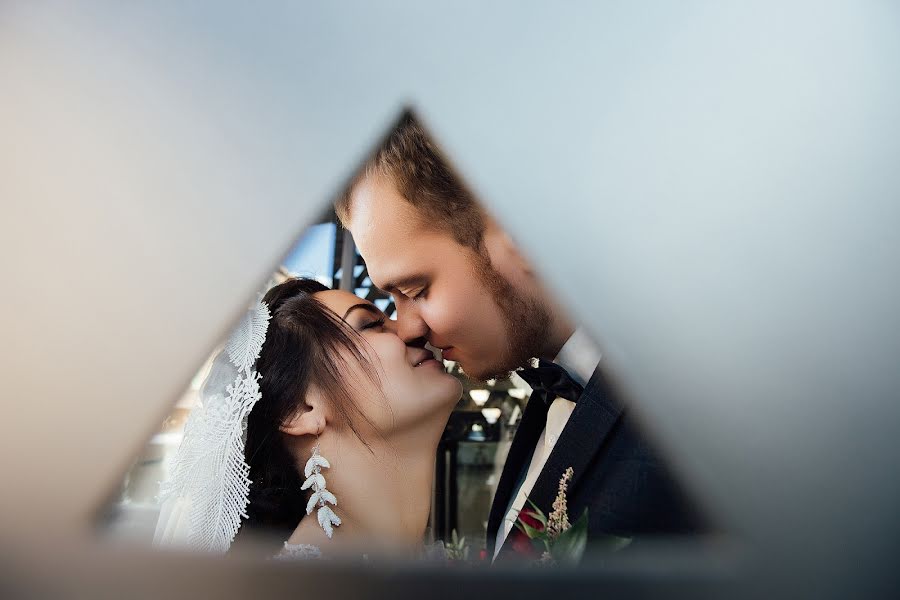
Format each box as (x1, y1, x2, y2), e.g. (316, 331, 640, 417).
(374, 337, 409, 381)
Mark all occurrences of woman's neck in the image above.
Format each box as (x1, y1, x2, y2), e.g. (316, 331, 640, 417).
(285, 435, 437, 557)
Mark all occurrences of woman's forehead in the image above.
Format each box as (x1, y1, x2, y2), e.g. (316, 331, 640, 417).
(313, 289, 373, 315)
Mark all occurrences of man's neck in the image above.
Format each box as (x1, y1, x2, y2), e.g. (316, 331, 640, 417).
(539, 311, 576, 362)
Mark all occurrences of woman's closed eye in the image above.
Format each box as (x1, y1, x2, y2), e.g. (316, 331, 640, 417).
(359, 317, 386, 331)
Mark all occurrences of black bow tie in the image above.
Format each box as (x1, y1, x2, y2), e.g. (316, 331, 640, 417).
(517, 360, 584, 404)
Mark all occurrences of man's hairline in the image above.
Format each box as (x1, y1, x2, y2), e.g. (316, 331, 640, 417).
(340, 173, 487, 254)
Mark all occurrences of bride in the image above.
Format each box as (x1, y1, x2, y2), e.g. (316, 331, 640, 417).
(154, 277, 462, 559)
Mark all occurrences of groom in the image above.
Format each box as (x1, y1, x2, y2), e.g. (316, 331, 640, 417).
(336, 113, 707, 561)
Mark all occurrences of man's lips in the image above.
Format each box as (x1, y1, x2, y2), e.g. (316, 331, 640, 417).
(438, 346, 457, 362)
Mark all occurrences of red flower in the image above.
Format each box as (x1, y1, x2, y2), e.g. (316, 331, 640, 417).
(518, 509, 545, 533)
(509, 527, 541, 559)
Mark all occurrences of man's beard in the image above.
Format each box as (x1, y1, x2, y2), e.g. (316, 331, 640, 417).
(463, 252, 551, 382)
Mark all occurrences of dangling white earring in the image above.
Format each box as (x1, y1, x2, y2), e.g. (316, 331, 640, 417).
(301, 442, 341, 538)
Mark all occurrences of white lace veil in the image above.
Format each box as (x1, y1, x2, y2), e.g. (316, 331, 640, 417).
(153, 299, 271, 553)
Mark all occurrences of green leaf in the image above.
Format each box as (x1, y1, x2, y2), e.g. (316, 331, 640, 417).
(523, 499, 549, 526)
(444, 528, 471, 560)
(550, 510, 588, 565)
(593, 535, 633, 553)
(514, 519, 547, 541)
(572, 509, 589, 531)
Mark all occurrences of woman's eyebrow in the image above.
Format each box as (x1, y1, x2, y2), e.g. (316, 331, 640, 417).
(342, 303, 382, 321)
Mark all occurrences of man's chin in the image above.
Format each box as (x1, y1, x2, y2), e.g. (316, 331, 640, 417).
(457, 362, 515, 385)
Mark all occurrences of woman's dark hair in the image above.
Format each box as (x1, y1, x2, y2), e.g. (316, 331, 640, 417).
(238, 277, 380, 541)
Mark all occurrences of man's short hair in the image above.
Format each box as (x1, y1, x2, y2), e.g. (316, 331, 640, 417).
(336, 111, 486, 250)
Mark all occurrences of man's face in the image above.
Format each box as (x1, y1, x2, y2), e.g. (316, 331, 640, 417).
(346, 175, 538, 381)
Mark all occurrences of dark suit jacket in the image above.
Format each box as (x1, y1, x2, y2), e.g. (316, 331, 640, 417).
(486, 364, 707, 561)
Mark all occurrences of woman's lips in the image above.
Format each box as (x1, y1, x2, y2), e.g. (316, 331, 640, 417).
(414, 357, 442, 368)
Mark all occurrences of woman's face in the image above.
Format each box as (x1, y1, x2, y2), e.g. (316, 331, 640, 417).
(313, 289, 462, 437)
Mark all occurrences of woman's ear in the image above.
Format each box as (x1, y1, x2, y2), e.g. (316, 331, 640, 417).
(279, 389, 328, 437)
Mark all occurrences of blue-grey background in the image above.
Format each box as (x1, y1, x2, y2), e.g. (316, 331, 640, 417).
(1, 1, 898, 596)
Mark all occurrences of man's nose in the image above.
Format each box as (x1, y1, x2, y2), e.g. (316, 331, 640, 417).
(395, 299, 429, 345)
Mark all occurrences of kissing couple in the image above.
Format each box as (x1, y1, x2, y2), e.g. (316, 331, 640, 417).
(156, 113, 706, 563)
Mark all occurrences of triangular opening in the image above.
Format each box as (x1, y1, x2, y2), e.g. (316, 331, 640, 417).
(103, 109, 716, 561)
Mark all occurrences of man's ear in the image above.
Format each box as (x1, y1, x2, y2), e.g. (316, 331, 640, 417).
(482, 216, 533, 278)
(279, 388, 328, 437)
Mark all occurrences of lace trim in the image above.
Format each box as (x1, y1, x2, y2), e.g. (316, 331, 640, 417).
(273, 541, 447, 561)
(157, 299, 271, 552)
(274, 542, 323, 561)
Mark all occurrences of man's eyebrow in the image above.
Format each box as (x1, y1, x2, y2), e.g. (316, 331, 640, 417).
(342, 303, 382, 321)
(380, 275, 428, 295)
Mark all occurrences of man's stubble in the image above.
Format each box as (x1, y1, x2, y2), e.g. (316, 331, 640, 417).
(463, 250, 552, 383)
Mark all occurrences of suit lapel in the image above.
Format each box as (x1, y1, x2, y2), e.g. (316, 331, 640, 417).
(495, 365, 624, 561)
(485, 389, 550, 555)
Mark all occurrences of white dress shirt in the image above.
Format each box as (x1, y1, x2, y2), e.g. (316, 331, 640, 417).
(493, 328, 602, 559)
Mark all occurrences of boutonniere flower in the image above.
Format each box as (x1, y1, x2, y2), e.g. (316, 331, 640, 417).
(514, 467, 589, 565)
(514, 467, 631, 565)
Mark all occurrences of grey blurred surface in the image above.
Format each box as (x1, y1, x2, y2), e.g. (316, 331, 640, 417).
(1, 1, 899, 597)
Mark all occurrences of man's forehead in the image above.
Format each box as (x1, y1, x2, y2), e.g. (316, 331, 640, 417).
(350, 181, 413, 235)
(360, 249, 422, 292)
(347, 177, 439, 288)
(349, 174, 410, 219)
(349, 216, 418, 289)
(355, 226, 446, 294)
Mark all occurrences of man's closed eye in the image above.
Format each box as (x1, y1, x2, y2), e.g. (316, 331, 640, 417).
(406, 287, 428, 302)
